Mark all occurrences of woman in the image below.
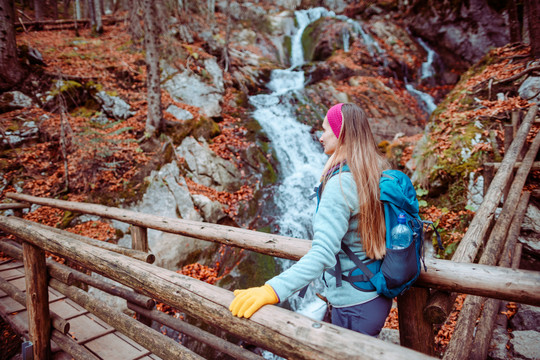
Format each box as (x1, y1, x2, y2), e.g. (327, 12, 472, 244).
(229, 103, 392, 336)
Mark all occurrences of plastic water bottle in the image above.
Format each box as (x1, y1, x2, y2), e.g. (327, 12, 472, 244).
(391, 213, 412, 249)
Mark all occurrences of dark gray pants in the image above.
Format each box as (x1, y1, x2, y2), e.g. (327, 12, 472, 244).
(331, 296, 392, 336)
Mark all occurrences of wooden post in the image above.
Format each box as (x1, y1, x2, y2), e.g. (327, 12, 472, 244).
(22, 242, 51, 360)
(131, 225, 149, 253)
(397, 287, 435, 356)
(130, 225, 152, 326)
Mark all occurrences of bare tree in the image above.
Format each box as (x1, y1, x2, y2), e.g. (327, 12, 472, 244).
(525, 0, 540, 58)
(0, 0, 25, 90)
(142, 0, 163, 136)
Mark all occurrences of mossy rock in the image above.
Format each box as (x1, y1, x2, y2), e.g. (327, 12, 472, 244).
(164, 116, 221, 146)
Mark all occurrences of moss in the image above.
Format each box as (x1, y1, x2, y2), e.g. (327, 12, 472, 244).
(58, 211, 77, 229)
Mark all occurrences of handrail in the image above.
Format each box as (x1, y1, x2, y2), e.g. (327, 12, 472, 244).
(6, 193, 540, 306)
(0, 215, 435, 360)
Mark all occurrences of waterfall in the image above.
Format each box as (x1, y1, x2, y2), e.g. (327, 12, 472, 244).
(417, 37, 437, 80)
(405, 83, 437, 114)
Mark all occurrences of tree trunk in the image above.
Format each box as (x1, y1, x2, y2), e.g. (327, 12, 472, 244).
(34, 0, 44, 21)
(93, 0, 102, 33)
(143, 0, 163, 136)
(507, 0, 522, 42)
(0, 0, 25, 90)
(525, 0, 540, 58)
(128, 0, 143, 43)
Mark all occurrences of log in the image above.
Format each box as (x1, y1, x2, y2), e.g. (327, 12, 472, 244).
(444, 137, 539, 360)
(452, 104, 537, 263)
(0, 239, 154, 309)
(19, 219, 155, 263)
(6, 192, 311, 261)
(397, 287, 435, 355)
(3, 216, 435, 360)
(415, 258, 540, 306)
(23, 242, 51, 359)
(51, 330, 100, 360)
(0, 276, 70, 334)
(0, 202, 30, 210)
(484, 161, 540, 170)
(423, 290, 453, 325)
(468, 192, 530, 360)
(50, 279, 204, 360)
(127, 302, 264, 360)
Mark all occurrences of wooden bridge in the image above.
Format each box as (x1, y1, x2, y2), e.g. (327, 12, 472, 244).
(0, 105, 539, 359)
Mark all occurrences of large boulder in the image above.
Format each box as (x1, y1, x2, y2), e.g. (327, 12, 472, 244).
(94, 91, 135, 120)
(161, 62, 224, 118)
(519, 77, 540, 105)
(406, 0, 509, 66)
(176, 136, 241, 192)
(510, 330, 540, 360)
(510, 304, 540, 332)
(0, 91, 33, 113)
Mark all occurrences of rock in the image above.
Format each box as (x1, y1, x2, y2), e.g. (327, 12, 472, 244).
(466, 172, 484, 212)
(217, 1, 266, 21)
(176, 136, 241, 191)
(191, 194, 226, 223)
(1, 119, 39, 147)
(204, 58, 224, 93)
(522, 204, 540, 233)
(510, 304, 540, 332)
(378, 328, 399, 345)
(519, 233, 540, 258)
(149, 232, 214, 271)
(519, 76, 540, 105)
(161, 63, 223, 118)
(159, 163, 203, 221)
(488, 314, 511, 360)
(165, 105, 194, 121)
(94, 91, 135, 120)
(510, 330, 540, 360)
(0, 91, 33, 112)
(90, 112, 111, 125)
(407, 0, 509, 65)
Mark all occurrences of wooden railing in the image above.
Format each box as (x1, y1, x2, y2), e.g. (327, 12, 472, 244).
(1, 104, 537, 359)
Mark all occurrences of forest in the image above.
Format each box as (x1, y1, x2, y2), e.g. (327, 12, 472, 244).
(0, 0, 539, 359)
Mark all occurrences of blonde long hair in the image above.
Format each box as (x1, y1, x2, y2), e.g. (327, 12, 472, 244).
(321, 103, 390, 259)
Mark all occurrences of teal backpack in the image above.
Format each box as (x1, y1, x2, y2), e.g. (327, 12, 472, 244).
(316, 166, 441, 298)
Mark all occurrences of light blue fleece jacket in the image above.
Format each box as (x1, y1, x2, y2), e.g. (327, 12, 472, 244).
(266, 171, 378, 308)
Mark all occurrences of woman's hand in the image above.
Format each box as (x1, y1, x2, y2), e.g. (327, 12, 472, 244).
(229, 284, 279, 318)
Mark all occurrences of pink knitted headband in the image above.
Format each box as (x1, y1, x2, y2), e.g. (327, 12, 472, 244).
(326, 103, 344, 138)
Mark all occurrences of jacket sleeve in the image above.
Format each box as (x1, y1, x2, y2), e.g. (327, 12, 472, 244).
(266, 173, 356, 302)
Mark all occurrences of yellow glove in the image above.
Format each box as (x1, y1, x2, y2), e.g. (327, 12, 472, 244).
(229, 284, 279, 318)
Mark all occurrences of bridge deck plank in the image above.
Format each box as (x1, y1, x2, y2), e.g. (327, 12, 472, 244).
(0, 259, 160, 360)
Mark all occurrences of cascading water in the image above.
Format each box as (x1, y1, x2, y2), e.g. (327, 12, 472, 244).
(249, 8, 331, 323)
